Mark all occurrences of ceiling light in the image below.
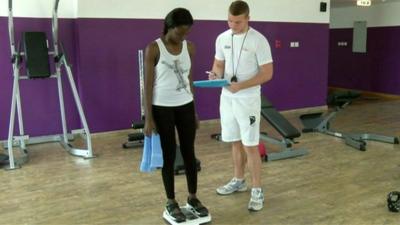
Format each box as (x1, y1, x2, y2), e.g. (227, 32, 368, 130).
(357, 0, 372, 6)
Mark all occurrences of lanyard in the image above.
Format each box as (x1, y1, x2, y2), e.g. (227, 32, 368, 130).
(231, 29, 248, 82)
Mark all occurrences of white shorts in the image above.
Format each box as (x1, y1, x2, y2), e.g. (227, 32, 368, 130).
(220, 94, 261, 146)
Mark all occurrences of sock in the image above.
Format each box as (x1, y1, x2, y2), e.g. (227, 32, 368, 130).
(252, 187, 262, 193)
(234, 177, 244, 182)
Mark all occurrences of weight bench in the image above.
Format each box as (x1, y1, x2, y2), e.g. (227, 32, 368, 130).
(259, 96, 308, 161)
(0, 154, 9, 165)
(123, 121, 145, 148)
(300, 93, 399, 151)
(174, 147, 201, 175)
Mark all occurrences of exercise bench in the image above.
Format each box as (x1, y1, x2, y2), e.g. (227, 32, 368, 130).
(259, 96, 308, 161)
(299, 92, 399, 151)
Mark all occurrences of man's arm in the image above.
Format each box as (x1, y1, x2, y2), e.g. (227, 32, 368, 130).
(209, 58, 225, 80)
(229, 62, 273, 93)
(187, 41, 196, 97)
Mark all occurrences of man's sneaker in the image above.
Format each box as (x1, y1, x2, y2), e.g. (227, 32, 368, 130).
(165, 202, 186, 222)
(186, 197, 209, 217)
(248, 188, 264, 211)
(216, 178, 247, 195)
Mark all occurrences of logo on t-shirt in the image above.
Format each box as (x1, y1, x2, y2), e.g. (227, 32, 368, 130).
(160, 60, 190, 93)
(224, 45, 231, 49)
(249, 116, 256, 126)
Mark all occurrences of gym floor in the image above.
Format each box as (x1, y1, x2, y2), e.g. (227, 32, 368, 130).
(1, 97, 400, 225)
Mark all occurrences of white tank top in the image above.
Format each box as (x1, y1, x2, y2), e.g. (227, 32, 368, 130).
(152, 38, 193, 106)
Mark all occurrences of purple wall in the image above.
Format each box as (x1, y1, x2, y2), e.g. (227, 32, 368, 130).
(251, 22, 329, 110)
(329, 26, 400, 94)
(75, 19, 163, 132)
(1, 17, 329, 139)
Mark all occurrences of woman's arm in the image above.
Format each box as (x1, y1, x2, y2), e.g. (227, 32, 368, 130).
(187, 41, 199, 129)
(143, 42, 159, 136)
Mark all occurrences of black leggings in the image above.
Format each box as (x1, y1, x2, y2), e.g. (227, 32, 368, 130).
(152, 101, 197, 199)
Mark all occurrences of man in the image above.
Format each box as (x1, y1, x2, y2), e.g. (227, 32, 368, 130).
(208, 0, 273, 211)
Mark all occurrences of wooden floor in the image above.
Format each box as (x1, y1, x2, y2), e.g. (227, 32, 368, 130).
(1, 99, 400, 225)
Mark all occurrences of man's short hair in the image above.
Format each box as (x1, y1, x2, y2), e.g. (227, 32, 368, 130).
(229, 1, 249, 17)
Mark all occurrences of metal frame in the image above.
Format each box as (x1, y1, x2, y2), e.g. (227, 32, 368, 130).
(259, 133, 308, 161)
(4, 0, 94, 170)
(258, 96, 308, 161)
(300, 102, 399, 151)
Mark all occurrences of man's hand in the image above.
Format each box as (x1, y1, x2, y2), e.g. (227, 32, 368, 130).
(206, 71, 219, 80)
(227, 81, 241, 93)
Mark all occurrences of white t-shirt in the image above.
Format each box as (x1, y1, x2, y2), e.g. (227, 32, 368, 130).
(152, 38, 193, 106)
(215, 27, 273, 97)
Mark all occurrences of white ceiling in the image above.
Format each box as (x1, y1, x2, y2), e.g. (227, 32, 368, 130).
(331, 0, 400, 8)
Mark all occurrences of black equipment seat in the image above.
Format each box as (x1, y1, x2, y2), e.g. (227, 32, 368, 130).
(174, 147, 201, 175)
(261, 96, 301, 139)
(23, 32, 51, 78)
(299, 112, 326, 132)
(0, 154, 9, 165)
(128, 133, 145, 142)
(131, 122, 144, 129)
(122, 121, 145, 148)
(327, 90, 361, 107)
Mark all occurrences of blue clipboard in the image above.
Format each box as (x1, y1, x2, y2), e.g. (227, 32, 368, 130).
(193, 79, 229, 88)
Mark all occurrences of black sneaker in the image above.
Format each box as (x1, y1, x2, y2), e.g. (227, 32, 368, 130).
(165, 202, 186, 223)
(187, 197, 209, 217)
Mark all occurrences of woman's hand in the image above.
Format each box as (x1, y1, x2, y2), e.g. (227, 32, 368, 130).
(144, 118, 156, 137)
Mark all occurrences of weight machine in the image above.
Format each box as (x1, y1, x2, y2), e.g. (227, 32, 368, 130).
(3, 0, 94, 170)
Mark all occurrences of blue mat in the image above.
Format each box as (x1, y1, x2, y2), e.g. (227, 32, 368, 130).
(193, 79, 228, 88)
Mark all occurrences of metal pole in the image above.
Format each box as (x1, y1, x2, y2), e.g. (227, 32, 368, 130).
(7, 60, 21, 170)
(57, 67, 69, 143)
(16, 78, 26, 150)
(52, 0, 60, 55)
(8, 0, 15, 55)
(52, 0, 68, 142)
(6, 0, 20, 169)
(63, 57, 93, 157)
(138, 50, 145, 118)
(60, 43, 93, 157)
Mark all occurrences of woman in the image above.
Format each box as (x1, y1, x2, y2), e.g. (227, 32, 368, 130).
(143, 8, 209, 222)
